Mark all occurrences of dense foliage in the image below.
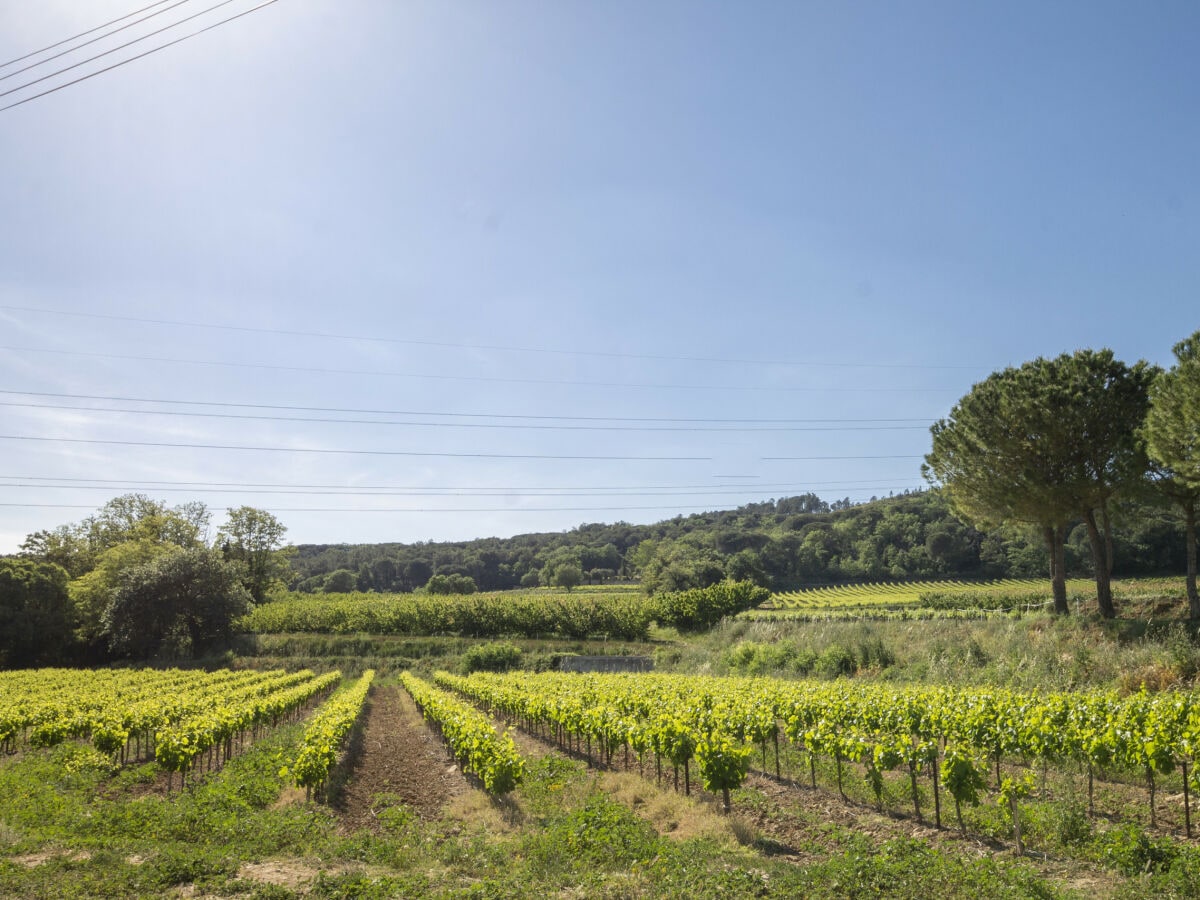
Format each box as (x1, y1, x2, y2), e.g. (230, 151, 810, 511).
(0, 558, 72, 667)
(10, 496, 286, 663)
(286, 488, 1194, 598)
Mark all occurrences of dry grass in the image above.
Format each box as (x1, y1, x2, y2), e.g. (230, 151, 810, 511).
(599, 770, 733, 845)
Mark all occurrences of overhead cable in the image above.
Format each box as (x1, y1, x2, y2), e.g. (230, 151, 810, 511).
(0, 0, 194, 84)
(0, 305, 986, 370)
(0, 433, 711, 461)
(0, 0, 281, 113)
(0, 346, 959, 394)
(0, 0, 175, 69)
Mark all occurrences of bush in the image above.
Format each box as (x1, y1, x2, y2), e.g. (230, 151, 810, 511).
(1097, 823, 1179, 876)
(816, 644, 857, 678)
(460, 641, 523, 674)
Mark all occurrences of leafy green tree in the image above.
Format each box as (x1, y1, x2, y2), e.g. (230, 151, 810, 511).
(403, 559, 433, 591)
(551, 563, 584, 591)
(19, 525, 92, 578)
(322, 569, 358, 593)
(639, 540, 726, 594)
(103, 548, 251, 659)
(1143, 330, 1200, 613)
(69, 538, 177, 648)
(216, 506, 291, 602)
(0, 559, 72, 667)
(1051, 351, 1156, 617)
(925, 351, 1154, 616)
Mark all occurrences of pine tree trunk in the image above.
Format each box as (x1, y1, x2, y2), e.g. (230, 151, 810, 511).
(1084, 509, 1116, 618)
(1186, 502, 1199, 619)
(1100, 504, 1115, 576)
(1046, 525, 1069, 614)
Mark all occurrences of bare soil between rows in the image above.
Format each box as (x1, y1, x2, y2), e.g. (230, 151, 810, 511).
(333, 683, 470, 830)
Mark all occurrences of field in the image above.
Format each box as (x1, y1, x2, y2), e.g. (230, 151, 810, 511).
(754, 576, 1192, 619)
(5, 581, 1200, 897)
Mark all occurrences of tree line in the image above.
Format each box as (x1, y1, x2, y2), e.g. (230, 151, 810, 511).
(2, 496, 291, 666)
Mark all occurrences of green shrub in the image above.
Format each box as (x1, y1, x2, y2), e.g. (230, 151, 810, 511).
(460, 641, 523, 674)
(1097, 823, 1178, 876)
(816, 644, 857, 678)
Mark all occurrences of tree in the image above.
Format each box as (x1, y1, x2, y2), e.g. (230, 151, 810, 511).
(103, 548, 251, 659)
(1049, 351, 1156, 617)
(323, 569, 358, 593)
(217, 507, 290, 602)
(925, 351, 1154, 617)
(69, 538, 177, 649)
(403, 559, 433, 591)
(924, 363, 1078, 613)
(0, 559, 72, 667)
(19, 525, 92, 578)
(1143, 330, 1200, 614)
(551, 563, 583, 591)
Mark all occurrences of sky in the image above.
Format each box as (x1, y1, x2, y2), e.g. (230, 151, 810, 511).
(1, 0, 1197, 554)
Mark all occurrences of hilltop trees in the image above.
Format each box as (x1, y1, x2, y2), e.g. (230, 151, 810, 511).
(925, 350, 1155, 618)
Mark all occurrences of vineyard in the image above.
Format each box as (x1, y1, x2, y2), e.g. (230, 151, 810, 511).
(238, 581, 767, 639)
(762, 578, 1088, 611)
(755, 576, 1192, 619)
(434, 670, 1200, 831)
(9, 593, 1200, 896)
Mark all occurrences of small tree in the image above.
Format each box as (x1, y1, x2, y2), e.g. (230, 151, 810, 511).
(104, 548, 251, 659)
(551, 563, 583, 591)
(0, 559, 72, 667)
(217, 506, 291, 602)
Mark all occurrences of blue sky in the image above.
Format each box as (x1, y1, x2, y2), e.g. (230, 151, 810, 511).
(1, 0, 1197, 553)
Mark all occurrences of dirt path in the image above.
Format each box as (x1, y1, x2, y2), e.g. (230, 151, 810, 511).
(334, 683, 470, 831)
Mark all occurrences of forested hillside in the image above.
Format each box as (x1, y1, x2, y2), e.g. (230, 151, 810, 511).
(289, 487, 1191, 595)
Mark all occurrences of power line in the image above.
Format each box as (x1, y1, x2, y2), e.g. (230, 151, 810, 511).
(0, 346, 960, 394)
(1, 0, 195, 84)
(0, 305, 985, 370)
(0, 480, 922, 498)
(0, 0, 249, 100)
(0, 1, 175, 69)
(0, 389, 934, 425)
(764, 455, 925, 460)
(3, 474, 916, 491)
(0, 398, 930, 433)
(0, 496, 902, 514)
(0, 434, 711, 461)
(0, 0, 282, 114)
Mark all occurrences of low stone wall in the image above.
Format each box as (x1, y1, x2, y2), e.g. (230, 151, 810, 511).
(558, 655, 654, 673)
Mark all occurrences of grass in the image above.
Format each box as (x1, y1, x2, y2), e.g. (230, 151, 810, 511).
(666, 610, 1200, 691)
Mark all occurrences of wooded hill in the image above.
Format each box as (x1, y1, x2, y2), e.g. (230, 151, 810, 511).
(289, 487, 1191, 595)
